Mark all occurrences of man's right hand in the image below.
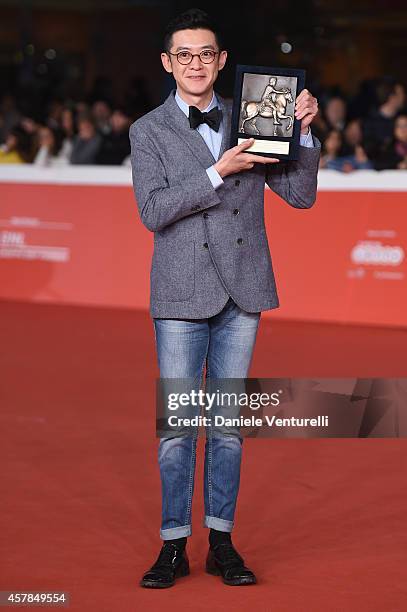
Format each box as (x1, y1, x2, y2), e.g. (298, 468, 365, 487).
(214, 138, 280, 178)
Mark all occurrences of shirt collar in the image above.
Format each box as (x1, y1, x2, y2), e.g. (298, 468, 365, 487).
(175, 89, 218, 117)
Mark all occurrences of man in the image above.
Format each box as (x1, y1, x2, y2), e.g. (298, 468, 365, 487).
(259, 76, 289, 121)
(129, 8, 320, 589)
(362, 78, 406, 152)
(95, 107, 132, 165)
(70, 114, 102, 165)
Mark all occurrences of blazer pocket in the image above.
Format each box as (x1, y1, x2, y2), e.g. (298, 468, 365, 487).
(151, 239, 195, 302)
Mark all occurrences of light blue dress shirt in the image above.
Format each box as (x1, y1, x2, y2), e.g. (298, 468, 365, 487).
(175, 89, 314, 190)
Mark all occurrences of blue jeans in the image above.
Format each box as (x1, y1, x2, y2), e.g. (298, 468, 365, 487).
(153, 298, 261, 540)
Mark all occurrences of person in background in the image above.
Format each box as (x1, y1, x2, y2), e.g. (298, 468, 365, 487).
(17, 116, 41, 161)
(47, 99, 64, 131)
(323, 96, 347, 131)
(362, 78, 406, 152)
(70, 114, 102, 165)
(20, 116, 39, 137)
(57, 106, 77, 164)
(319, 128, 372, 172)
(75, 100, 89, 116)
(319, 129, 342, 169)
(0, 94, 22, 143)
(91, 100, 112, 135)
(343, 118, 364, 151)
(372, 113, 407, 170)
(95, 107, 131, 165)
(33, 125, 65, 167)
(0, 125, 32, 163)
(339, 144, 373, 172)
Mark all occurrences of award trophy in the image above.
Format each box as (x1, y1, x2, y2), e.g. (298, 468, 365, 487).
(230, 64, 306, 161)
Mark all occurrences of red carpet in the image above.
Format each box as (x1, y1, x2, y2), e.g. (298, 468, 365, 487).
(1, 299, 406, 611)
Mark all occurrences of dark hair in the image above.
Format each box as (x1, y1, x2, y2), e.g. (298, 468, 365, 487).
(163, 8, 223, 52)
(46, 126, 65, 156)
(61, 105, 78, 136)
(113, 105, 132, 118)
(376, 78, 403, 106)
(10, 125, 34, 162)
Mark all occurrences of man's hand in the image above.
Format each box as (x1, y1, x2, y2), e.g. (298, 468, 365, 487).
(214, 138, 280, 178)
(295, 89, 318, 135)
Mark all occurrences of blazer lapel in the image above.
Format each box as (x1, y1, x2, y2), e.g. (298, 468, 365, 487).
(216, 93, 232, 160)
(162, 89, 232, 166)
(162, 90, 215, 167)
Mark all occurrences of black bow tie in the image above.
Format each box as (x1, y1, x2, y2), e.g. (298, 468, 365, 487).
(188, 105, 222, 132)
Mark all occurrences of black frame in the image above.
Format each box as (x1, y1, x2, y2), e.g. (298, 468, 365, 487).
(230, 64, 306, 161)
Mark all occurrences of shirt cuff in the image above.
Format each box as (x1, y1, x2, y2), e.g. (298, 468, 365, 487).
(299, 127, 314, 148)
(206, 165, 224, 189)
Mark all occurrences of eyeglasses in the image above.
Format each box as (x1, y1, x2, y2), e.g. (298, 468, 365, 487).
(167, 50, 219, 65)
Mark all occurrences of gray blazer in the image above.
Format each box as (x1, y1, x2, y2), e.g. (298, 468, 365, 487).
(129, 89, 321, 319)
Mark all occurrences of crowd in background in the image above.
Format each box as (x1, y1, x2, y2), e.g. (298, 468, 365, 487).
(0, 97, 137, 168)
(0, 75, 153, 169)
(0, 75, 406, 172)
(313, 78, 407, 172)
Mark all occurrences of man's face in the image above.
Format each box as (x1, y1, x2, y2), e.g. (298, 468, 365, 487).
(161, 28, 227, 98)
(92, 101, 111, 121)
(78, 120, 95, 140)
(111, 110, 130, 132)
(325, 98, 346, 123)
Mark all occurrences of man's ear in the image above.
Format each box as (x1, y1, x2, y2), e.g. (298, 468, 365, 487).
(218, 50, 228, 72)
(161, 52, 173, 74)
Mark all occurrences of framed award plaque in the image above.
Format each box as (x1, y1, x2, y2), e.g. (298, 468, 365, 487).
(230, 64, 306, 161)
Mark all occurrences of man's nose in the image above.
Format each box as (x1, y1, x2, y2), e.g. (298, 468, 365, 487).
(190, 54, 202, 69)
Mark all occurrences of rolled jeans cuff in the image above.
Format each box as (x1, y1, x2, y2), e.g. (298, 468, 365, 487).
(160, 524, 192, 540)
(203, 515, 234, 532)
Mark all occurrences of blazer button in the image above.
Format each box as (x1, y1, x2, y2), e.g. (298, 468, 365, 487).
(237, 238, 243, 245)
(203, 242, 209, 249)
(235, 179, 240, 186)
(233, 208, 239, 215)
(203, 212, 209, 219)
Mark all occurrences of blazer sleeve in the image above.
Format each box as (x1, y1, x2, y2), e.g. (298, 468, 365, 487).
(129, 122, 222, 232)
(265, 135, 322, 209)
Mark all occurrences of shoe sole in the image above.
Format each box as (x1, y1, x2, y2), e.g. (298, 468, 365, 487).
(205, 565, 257, 586)
(139, 564, 190, 588)
(139, 579, 174, 589)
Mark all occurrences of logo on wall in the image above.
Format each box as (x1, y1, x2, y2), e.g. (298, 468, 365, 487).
(0, 217, 71, 262)
(348, 231, 405, 281)
(351, 241, 404, 266)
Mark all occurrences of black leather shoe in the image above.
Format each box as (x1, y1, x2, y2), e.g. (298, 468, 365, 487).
(206, 542, 257, 586)
(140, 542, 190, 588)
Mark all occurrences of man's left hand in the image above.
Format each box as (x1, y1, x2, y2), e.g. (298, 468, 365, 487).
(295, 89, 318, 135)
